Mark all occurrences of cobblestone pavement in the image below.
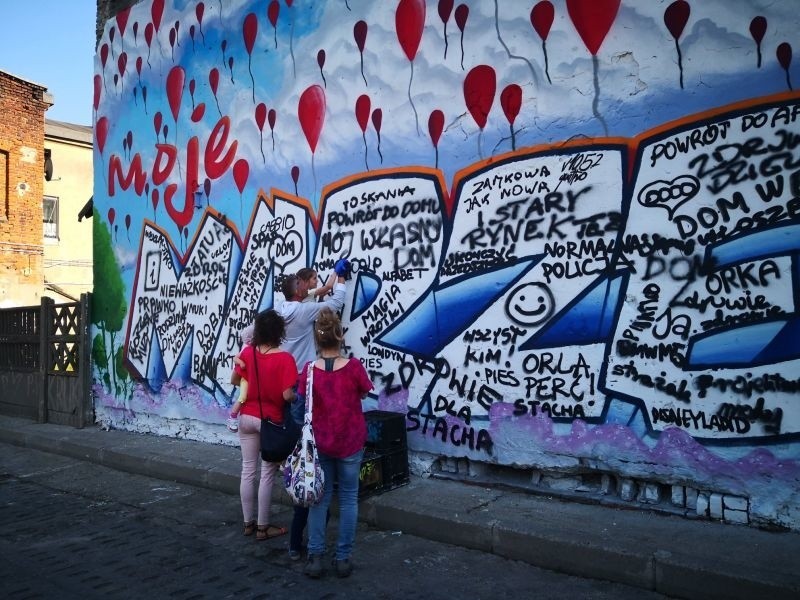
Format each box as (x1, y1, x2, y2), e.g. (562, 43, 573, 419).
(0, 444, 671, 599)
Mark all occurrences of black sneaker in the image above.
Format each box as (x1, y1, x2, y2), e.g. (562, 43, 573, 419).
(335, 558, 353, 578)
(304, 554, 323, 578)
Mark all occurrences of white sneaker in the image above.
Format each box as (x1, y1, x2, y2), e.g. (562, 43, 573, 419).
(227, 416, 239, 432)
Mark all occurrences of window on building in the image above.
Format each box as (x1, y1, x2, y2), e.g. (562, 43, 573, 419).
(43, 195, 59, 239)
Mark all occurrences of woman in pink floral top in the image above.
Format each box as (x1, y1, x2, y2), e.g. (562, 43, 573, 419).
(298, 308, 373, 579)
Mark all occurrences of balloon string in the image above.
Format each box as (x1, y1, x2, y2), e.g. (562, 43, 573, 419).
(249, 55, 255, 103)
(312, 153, 317, 206)
(494, 0, 539, 87)
(260, 133, 265, 164)
(592, 55, 609, 137)
(363, 132, 369, 171)
(675, 39, 684, 90)
(377, 133, 383, 164)
(787, 70, 793, 91)
(543, 42, 552, 85)
(443, 23, 448, 60)
(290, 15, 296, 79)
(409, 61, 420, 136)
(478, 129, 483, 160)
(756, 44, 762, 69)
(360, 53, 367, 86)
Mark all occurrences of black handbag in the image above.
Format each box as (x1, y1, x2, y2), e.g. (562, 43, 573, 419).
(254, 349, 300, 462)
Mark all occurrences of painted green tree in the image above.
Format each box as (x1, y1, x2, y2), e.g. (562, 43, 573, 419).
(91, 207, 130, 397)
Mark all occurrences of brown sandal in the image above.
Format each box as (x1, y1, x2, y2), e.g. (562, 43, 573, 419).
(256, 524, 288, 540)
(243, 521, 256, 536)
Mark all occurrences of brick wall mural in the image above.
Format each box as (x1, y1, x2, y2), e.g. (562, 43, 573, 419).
(94, 0, 800, 529)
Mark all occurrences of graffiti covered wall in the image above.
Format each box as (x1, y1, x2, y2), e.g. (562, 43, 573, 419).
(94, 0, 800, 528)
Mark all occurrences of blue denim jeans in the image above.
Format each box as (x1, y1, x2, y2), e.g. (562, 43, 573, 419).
(307, 448, 364, 561)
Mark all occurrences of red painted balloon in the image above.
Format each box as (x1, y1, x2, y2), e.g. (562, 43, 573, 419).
(136, 56, 143, 76)
(145, 23, 154, 47)
(355, 95, 371, 133)
(189, 79, 195, 96)
(243, 13, 258, 54)
(151, 0, 164, 31)
(196, 3, 205, 24)
(463, 65, 496, 130)
(116, 7, 131, 36)
(750, 16, 767, 44)
(566, 0, 620, 56)
(166, 66, 185, 122)
(209, 68, 219, 95)
(151, 188, 159, 211)
(126, 130, 133, 149)
(268, 109, 276, 130)
(396, 0, 426, 62)
(93, 75, 102, 110)
(285, 0, 293, 6)
(777, 42, 792, 70)
(428, 110, 444, 147)
(354, 20, 368, 52)
(256, 103, 267, 131)
(500, 84, 522, 126)
(268, 0, 279, 27)
(298, 85, 326, 153)
(233, 159, 249, 194)
(100, 44, 109, 68)
(96, 116, 109, 154)
(438, 0, 454, 24)
(203, 178, 211, 198)
(125, 214, 131, 230)
(291, 166, 300, 184)
(154, 112, 163, 137)
(664, 0, 690, 40)
(372, 108, 383, 133)
(454, 4, 468, 32)
(191, 103, 206, 122)
(108, 207, 116, 227)
(317, 49, 326, 68)
(117, 52, 128, 77)
(530, 1, 554, 41)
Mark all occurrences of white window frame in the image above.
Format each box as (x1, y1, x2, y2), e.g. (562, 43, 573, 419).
(43, 195, 59, 240)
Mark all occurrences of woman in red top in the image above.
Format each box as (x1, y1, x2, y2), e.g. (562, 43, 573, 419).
(232, 309, 297, 540)
(299, 308, 373, 579)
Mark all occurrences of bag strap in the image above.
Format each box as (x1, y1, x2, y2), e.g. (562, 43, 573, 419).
(254, 347, 263, 420)
(305, 360, 314, 421)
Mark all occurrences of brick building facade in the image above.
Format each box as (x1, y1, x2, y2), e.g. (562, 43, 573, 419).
(0, 70, 53, 307)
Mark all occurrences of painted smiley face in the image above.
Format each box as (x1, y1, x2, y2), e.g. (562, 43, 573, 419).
(505, 282, 555, 327)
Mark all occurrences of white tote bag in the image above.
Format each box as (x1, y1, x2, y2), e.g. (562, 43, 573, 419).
(282, 362, 325, 506)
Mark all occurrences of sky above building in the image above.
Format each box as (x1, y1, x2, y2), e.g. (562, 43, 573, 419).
(0, 0, 96, 125)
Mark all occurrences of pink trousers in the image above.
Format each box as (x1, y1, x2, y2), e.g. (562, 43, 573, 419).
(238, 414, 279, 526)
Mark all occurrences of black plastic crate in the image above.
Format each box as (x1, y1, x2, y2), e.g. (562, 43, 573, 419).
(381, 447, 409, 490)
(359, 450, 384, 498)
(364, 410, 407, 450)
